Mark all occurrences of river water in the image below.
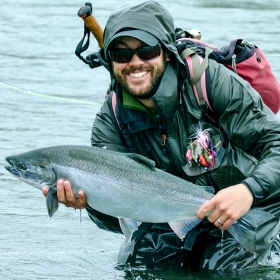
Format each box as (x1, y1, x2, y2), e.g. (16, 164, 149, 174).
(0, 0, 280, 279)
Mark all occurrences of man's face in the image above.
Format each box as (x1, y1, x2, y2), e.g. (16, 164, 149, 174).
(110, 36, 170, 100)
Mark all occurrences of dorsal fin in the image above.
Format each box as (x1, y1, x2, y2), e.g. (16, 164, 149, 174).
(198, 185, 215, 194)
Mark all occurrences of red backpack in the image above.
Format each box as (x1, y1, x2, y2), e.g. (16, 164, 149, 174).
(175, 31, 280, 114)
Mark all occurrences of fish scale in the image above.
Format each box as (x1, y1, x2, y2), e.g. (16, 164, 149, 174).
(50, 146, 211, 219)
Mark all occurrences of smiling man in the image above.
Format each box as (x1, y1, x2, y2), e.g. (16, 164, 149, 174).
(42, 0, 280, 271)
(107, 30, 170, 105)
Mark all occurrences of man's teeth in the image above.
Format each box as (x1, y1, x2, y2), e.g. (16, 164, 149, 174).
(129, 71, 147, 78)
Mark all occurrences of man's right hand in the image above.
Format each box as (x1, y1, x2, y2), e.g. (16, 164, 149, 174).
(42, 179, 88, 209)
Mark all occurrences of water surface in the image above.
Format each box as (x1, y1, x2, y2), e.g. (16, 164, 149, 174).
(1, 0, 280, 279)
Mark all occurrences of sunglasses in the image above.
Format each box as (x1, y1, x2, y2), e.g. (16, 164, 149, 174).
(108, 43, 162, 63)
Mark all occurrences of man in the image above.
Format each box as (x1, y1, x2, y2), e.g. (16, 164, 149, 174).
(43, 1, 280, 270)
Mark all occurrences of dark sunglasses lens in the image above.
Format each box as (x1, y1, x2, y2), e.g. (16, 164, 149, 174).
(110, 49, 133, 63)
(109, 44, 161, 63)
(138, 45, 161, 60)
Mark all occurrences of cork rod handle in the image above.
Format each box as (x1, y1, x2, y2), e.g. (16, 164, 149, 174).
(77, 5, 104, 48)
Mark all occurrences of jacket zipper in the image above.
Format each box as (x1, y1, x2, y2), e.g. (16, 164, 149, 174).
(161, 134, 167, 146)
(241, 40, 261, 62)
(232, 40, 262, 74)
(232, 54, 237, 74)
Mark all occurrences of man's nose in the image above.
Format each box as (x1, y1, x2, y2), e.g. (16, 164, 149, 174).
(128, 53, 144, 65)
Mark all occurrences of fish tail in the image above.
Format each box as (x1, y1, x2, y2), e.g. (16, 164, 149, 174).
(46, 187, 59, 217)
(227, 209, 275, 253)
(227, 218, 256, 253)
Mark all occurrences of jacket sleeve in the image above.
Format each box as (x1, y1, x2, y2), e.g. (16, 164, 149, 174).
(87, 95, 128, 233)
(208, 60, 280, 205)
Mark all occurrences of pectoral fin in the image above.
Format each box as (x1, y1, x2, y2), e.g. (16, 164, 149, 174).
(169, 217, 202, 240)
(46, 187, 59, 217)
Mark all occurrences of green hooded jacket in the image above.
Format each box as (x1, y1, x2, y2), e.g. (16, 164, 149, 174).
(87, 0, 280, 270)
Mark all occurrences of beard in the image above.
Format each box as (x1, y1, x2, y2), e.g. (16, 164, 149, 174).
(113, 57, 168, 100)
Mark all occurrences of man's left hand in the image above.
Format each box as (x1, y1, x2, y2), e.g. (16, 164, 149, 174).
(197, 183, 253, 230)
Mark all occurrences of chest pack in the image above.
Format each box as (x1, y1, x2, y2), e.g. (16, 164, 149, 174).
(175, 29, 280, 114)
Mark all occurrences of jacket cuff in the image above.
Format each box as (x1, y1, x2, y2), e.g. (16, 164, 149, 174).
(240, 176, 264, 201)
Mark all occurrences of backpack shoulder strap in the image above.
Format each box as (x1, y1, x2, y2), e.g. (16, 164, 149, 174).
(108, 90, 123, 136)
(180, 47, 213, 111)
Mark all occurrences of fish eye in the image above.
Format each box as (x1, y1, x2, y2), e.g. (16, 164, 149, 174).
(18, 163, 27, 170)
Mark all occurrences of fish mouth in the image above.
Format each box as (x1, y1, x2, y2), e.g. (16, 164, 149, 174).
(5, 165, 21, 177)
(5, 157, 22, 178)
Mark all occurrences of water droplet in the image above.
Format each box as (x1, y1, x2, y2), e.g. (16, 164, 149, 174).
(79, 209, 83, 224)
(220, 230, 224, 247)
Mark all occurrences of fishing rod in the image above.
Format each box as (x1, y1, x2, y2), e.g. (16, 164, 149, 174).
(0, 81, 102, 106)
(76, 3, 202, 46)
(77, 3, 104, 48)
(75, 3, 109, 70)
(75, 2, 201, 70)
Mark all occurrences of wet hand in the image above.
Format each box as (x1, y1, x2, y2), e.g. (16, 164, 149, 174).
(197, 183, 253, 230)
(42, 179, 88, 209)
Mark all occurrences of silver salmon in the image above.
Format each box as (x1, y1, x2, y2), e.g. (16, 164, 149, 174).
(4, 145, 274, 253)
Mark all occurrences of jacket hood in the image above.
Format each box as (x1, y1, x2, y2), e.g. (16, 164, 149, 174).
(103, 1, 184, 70)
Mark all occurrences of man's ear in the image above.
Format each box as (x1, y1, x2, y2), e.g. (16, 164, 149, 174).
(165, 50, 171, 61)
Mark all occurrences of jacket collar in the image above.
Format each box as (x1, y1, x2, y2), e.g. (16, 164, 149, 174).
(122, 89, 147, 112)
(152, 62, 178, 120)
(115, 87, 158, 134)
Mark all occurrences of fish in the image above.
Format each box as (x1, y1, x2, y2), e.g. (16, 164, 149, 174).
(4, 145, 274, 253)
